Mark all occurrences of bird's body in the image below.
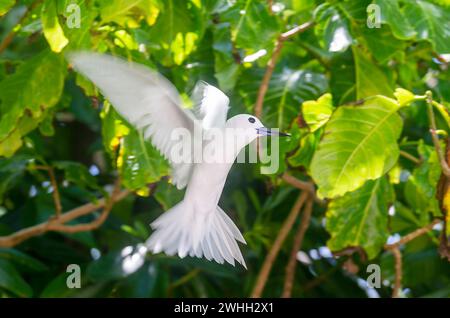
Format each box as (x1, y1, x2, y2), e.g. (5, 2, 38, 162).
(68, 52, 286, 268)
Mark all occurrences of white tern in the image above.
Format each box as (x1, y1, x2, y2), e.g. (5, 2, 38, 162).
(68, 52, 288, 268)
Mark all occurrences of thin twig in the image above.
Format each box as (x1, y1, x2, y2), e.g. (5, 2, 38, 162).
(254, 38, 284, 118)
(384, 219, 441, 250)
(0, 0, 43, 54)
(251, 191, 309, 298)
(426, 91, 450, 177)
(281, 172, 323, 205)
(391, 247, 402, 298)
(48, 179, 123, 233)
(0, 184, 131, 248)
(254, 21, 314, 118)
(280, 21, 315, 40)
(281, 172, 314, 193)
(399, 150, 422, 165)
(267, 0, 273, 15)
(33, 165, 62, 217)
(383, 219, 441, 297)
(282, 197, 313, 298)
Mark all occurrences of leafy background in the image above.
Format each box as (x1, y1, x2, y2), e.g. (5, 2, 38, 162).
(0, 0, 449, 298)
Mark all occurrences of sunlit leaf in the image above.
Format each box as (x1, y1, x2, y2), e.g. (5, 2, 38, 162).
(41, 0, 69, 53)
(311, 96, 402, 198)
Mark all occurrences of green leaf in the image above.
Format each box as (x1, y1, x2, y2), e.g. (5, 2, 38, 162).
(226, 0, 280, 52)
(311, 96, 402, 198)
(212, 22, 241, 92)
(0, 259, 33, 297)
(314, 3, 352, 53)
(238, 67, 328, 130)
(302, 93, 335, 132)
(41, 0, 69, 53)
(394, 88, 416, 107)
(404, 142, 442, 217)
(0, 0, 14, 16)
(288, 129, 322, 171)
(373, 0, 417, 40)
(360, 26, 406, 64)
(404, 0, 450, 54)
(100, 0, 160, 27)
(147, 0, 204, 66)
(53, 161, 103, 194)
(326, 177, 393, 259)
(353, 46, 393, 99)
(0, 155, 33, 203)
(0, 51, 66, 157)
(0, 248, 48, 272)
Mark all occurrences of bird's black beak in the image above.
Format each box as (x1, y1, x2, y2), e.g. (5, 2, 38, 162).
(256, 127, 290, 137)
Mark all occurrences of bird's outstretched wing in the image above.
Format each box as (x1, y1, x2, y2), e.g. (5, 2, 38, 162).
(190, 81, 230, 129)
(68, 52, 197, 189)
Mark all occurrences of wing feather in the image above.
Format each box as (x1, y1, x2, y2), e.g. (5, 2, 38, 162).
(68, 52, 197, 189)
(191, 81, 229, 129)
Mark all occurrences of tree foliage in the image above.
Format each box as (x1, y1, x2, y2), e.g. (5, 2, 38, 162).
(0, 0, 449, 298)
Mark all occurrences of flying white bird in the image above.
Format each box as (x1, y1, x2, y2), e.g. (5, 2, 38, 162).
(68, 52, 288, 268)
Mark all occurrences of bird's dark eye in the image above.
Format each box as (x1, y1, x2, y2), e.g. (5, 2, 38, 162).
(248, 117, 256, 123)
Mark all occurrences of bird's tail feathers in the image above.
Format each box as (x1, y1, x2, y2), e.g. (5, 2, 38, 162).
(146, 200, 247, 268)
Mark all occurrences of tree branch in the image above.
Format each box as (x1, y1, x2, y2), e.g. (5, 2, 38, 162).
(383, 219, 441, 298)
(391, 247, 402, 298)
(399, 150, 422, 165)
(0, 181, 131, 248)
(282, 197, 313, 298)
(254, 21, 314, 118)
(281, 172, 324, 204)
(251, 191, 309, 298)
(384, 219, 441, 250)
(426, 91, 450, 177)
(33, 165, 62, 217)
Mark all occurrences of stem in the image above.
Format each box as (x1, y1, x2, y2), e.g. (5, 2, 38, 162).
(282, 197, 313, 298)
(426, 91, 450, 177)
(250, 191, 309, 298)
(391, 247, 402, 298)
(0, 182, 131, 248)
(399, 150, 421, 165)
(33, 165, 62, 217)
(254, 21, 314, 118)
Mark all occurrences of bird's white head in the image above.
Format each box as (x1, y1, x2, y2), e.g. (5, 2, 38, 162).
(224, 114, 290, 150)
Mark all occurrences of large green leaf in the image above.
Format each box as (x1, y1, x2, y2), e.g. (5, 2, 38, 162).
(313, 2, 352, 53)
(311, 96, 402, 198)
(0, 259, 33, 297)
(326, 177, 393, 259)
(0, 248, 48, 272)
(0, 51, 66, 157)
(404, 142, 442, 217)
(353, 46, 393, 99)
(147, 0, 204, 66)
(404, 0, 450, 54)
(223, 0, 281, 52)
(373, 0, 417, 40)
